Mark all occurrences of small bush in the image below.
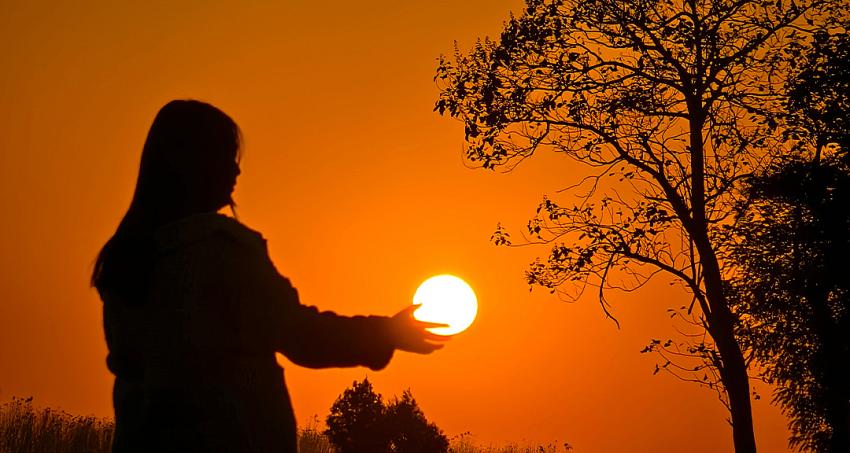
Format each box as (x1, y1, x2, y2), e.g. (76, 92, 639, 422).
(324, 378, 449, 453)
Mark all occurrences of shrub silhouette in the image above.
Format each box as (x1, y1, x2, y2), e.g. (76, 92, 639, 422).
(384, 390, 448, 453)
(325, 378, 388, 452)
(324, 378, 448, 453)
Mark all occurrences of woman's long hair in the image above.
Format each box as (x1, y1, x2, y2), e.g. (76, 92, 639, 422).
(91, 100, 242, 303)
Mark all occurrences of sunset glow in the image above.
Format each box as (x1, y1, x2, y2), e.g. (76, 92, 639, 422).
(1, 0, 804, 450)
(413, 274, 478, 335)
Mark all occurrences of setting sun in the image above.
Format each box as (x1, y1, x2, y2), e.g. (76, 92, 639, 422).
(412, 274, 478, 336)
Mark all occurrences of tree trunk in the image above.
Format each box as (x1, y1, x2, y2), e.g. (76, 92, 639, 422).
(714, 317, 758, 453)
(702, 265, 758, 453)
(726, 359, 758, 453)
(688, 103, 757, 452)
(691, 232, 758, 453)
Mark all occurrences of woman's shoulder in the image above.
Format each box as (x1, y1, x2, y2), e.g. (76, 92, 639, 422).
(154, 212, 267, 254)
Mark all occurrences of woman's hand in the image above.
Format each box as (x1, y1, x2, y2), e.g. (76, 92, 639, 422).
(389, 305, 451, 354)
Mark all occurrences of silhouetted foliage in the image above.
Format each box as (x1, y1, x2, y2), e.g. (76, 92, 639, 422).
(324, 379, 448, 453)
(784, 31, 850, 156)
(434, 0, 846, 451)
(325, 378, 389, 452)
(385, 391, 449, 453)
(730, 31, 850, 453)
(732, 157, 850, 453)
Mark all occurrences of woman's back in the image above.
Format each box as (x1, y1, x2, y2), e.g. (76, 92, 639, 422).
(104, 213, 297, 452)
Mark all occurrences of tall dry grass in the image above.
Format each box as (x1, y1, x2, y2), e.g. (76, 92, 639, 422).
(0, 397, 113, 453)
(448, 433, 573, 453)
(0, 398, 573, 453)
(296, 430, 573, 453)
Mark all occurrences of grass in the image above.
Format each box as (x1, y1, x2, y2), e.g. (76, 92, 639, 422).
(0, 397, 113, 453)
(448, 433, 573, 453)
(0, 398, 573, 453)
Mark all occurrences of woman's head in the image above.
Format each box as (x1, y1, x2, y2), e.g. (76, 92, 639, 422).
(136, 100, 242, 221)
(92, 99, 242, 293)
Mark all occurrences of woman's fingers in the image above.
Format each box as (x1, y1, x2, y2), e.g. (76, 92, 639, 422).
(394, 304, 420, 319)
(397, 305, 450, 324)
(422, 331, 451, 341)
(405, 339, 444, 354)
(415, 320, 450, 329)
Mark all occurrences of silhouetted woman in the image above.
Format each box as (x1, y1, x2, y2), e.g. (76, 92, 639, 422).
(91, 100, 446, 453)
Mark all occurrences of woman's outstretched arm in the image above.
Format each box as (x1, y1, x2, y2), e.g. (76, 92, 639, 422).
(214, 226, 447, 370)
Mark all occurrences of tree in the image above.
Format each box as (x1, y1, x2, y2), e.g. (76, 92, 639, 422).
(325, 378, 388, 453)
(434, 0, 844, 451)
(784, 30, 850, 158)
(730, 30, 850, 453)
(324, 379, 448, 453)
(732, 157, 850, 453)
(384, 391, 449, 453)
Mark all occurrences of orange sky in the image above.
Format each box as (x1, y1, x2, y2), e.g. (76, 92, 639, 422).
(1, 1, 792, 451)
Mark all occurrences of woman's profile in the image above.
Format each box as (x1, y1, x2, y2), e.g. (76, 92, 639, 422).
(91, 99, 448, 452)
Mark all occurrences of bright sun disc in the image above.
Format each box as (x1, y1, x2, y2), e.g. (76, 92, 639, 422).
(412, 274, 478, 336)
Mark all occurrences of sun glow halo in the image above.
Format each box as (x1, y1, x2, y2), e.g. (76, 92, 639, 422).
(412, 274, 478, 336)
